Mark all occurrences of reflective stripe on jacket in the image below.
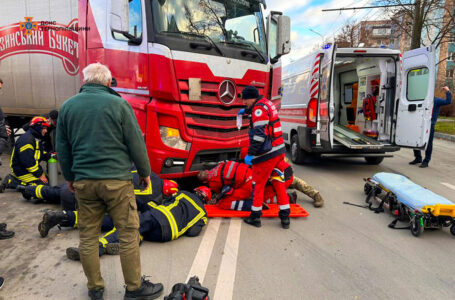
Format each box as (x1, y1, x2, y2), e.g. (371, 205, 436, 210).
(10, 129, 48, 182)
(207, 161, 251, 193)
(146, 191, 207, 242)
(248, 98, 285, 164)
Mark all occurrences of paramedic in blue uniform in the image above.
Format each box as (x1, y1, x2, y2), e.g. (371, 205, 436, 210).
(410, 86, 452, 168)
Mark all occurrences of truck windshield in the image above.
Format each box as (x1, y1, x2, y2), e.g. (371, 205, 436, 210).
(151, 0, 266, 58)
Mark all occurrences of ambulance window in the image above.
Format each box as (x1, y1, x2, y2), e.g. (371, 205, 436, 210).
(344, 84, 353, 104)
(407, 67, 429, 101)
(113, 0, 143, 42)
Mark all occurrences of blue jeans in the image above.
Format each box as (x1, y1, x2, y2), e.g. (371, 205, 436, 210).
(413, 123, 435, 163)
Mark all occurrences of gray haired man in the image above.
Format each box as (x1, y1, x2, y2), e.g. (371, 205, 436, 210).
(56, 63, 163, 300)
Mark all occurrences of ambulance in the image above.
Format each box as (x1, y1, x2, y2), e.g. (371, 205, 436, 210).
(279, 45, 435, 165)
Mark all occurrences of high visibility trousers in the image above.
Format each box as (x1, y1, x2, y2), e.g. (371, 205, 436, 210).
(251, 154, 289, 212)
(25, 185, 61, 203)
(264, 176, 293, 204)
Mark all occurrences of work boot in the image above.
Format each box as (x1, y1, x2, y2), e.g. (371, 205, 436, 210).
(0, 223, 6, 231)
(16, 185, 33, 200)
(279, 209, 291, 229)
(409, 158, 422, 165)
(0, 230, 15, 239)
(288, 191, 297, 204)
(419, 161, 429, 168)
(88, 288, 104, 300)
(313, 192, 324, 208)
(243, 211, 262, 228)
(105, 243, 120, 255)
(66, 247, 81, 261)
(38, 210, 69, 237)
(124, 276, 164, 300)
(0, 174, 14, 192)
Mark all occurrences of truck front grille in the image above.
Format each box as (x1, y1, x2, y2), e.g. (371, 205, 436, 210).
(178, 80, 263, 140)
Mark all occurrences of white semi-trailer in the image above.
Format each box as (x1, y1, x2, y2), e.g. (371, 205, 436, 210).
(0, 0, 80, 128)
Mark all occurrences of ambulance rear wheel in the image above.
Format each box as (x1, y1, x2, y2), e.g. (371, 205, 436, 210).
(364, 157, 384, 165)
(450, 224, 455, 236)
(291, 134, 306, 164)
(410, 217, 424, 237)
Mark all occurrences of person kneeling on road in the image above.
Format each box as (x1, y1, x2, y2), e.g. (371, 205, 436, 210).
(198, 154, 324, 209)
(1, 116, 51, 191)
(197, 160, 295, 211)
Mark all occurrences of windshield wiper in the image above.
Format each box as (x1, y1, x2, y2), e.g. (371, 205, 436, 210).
(224, 41, 266, 63)
(161, 31, 225, 57)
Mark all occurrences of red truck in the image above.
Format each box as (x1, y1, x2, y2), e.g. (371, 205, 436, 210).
(0, 0, 290, 178)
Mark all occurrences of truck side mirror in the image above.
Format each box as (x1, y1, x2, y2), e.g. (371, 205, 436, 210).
(110, 0, 130, 34)
(277, 15, 291, 56)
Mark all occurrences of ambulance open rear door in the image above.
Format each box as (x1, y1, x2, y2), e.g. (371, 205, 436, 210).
(318, 44, 336, 149)
(394, 46, 435, 148)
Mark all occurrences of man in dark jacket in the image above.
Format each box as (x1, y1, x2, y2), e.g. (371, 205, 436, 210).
(56, 63, 162, 300)
(410, 86, 452, 168)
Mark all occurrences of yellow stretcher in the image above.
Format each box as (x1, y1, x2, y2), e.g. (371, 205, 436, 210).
(363, 173, 455, 237)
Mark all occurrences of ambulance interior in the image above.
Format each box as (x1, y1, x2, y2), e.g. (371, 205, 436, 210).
(331, 55, 397, 149)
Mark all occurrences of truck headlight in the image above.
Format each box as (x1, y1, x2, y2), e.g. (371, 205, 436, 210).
(159, 126, 188, 150)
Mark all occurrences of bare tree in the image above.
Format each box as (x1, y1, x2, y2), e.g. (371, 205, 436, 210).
(377, 0, 455, 50)
(334, 22, 357, 47)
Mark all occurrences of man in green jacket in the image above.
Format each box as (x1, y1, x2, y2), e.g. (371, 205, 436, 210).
(56, 63, 163, 300)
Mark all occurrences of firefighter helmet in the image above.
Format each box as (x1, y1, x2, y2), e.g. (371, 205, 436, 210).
(30, 116, 51, 128)
(162, 180, 179, 197)
(194, 186, 212, 203)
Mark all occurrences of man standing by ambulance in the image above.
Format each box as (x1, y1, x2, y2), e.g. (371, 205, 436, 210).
(57, 63, 163, 300)
(240, 86, 291, 229)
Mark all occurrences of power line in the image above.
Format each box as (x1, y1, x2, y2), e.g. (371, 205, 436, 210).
(322, 4, 414, 12)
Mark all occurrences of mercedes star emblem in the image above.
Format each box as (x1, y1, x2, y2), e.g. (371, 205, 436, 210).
(218, 80, 236, 105)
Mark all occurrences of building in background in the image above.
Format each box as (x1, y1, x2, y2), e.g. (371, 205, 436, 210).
(352, 20, 399, 49)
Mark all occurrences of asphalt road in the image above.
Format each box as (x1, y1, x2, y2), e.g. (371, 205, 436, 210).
(1, 138, 455, 300)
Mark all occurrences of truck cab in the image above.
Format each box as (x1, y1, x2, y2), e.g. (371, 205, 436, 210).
(79, 0, 290, 177)
(280, 45, 435, 165)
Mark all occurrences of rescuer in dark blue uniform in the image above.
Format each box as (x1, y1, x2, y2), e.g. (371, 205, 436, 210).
(61, 187, 209, 261)
(37, 168, 178, 237)
(1, 116, 51, 191)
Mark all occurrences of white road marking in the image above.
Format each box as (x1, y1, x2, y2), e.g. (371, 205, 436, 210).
(441, 182, 455, 191)
(186, 218, 221, 283)
(213, 219, 242, 300)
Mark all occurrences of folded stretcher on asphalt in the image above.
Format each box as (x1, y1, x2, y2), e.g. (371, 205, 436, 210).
(365, 172, 455, 237)
(372, 172, 454, 213)
(204, 204, 309, 218)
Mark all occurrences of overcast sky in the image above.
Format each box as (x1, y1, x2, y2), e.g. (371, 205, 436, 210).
(264, 0, 389, 65)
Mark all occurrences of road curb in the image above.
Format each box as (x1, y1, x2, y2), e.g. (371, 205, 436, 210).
(435, 132, 455, 142)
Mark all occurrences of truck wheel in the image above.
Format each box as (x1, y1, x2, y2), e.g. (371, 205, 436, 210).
(291, 134, 306, 164)
(450, 224, 455, 236)
(365, 157, 384, 165)
(410, 217, 424, 237)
